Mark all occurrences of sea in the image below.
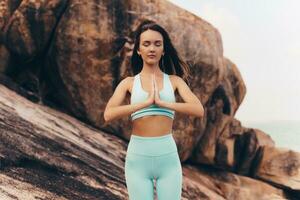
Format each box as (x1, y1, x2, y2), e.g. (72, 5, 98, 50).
(241, 120, 300, 153)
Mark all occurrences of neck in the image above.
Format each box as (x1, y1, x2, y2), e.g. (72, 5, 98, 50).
(140, 63, 163, 76)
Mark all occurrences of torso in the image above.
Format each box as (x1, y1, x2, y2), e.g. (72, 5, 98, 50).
(127, 74, 177, 137)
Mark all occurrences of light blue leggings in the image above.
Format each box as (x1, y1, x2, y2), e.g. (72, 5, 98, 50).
(125, 132, 182, 200)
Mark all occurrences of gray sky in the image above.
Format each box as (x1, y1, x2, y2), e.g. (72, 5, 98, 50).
(168, 0, 300, 122)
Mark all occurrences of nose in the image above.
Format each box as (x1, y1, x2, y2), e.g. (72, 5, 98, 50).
(150, 45, 155, 51)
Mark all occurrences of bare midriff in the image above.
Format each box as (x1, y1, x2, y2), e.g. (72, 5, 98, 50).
(132, 115, 173, 137)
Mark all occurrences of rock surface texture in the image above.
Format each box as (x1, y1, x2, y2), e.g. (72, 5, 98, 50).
(0, 84, 294, 200)
(0, 0, 299, 199)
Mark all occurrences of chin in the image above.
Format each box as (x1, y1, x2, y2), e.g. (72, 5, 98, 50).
(146, 59, 158, 64)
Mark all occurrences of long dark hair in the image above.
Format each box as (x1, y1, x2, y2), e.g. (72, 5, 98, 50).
(130, 19, 191, 84)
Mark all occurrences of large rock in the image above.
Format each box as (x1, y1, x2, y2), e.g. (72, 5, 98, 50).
(0, 84, 293, 200)
(1, 0, 246, 163)
(183, 165, 287, 200)
(190, 57, 247, 167)
(1, 0, 68, 59)
(0, 0, 21, 73)
(0, 85, 127, 199)
(1, 1, 300, 198)
(43, 0, 233, 163)
(0, 45, 10, 72)
(0, 0, 69, 104)
(254, 146, 300, 192)
(235, 128, 275, 175)
(0, 0, 23, 41)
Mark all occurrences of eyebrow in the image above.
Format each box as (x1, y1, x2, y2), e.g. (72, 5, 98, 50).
(142, 40, 162, 43)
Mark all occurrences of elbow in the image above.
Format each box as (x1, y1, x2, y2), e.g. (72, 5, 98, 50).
(198, 104, 205, 118)
(103, 113, 108, 122)
(104, 115, 111, 123)
(199, 111, 204, 118)
(103, 110, 111, 123)
(104, 115, 108, 123)
(198, 112, 204, 118)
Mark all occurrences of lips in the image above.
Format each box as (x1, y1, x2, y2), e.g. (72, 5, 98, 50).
(147, 55, 156, 58)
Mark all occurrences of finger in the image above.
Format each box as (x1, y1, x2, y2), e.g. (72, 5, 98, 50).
(153, 75, 156, 90)
(150, 76, 154, 95)
(152, 75, 155, 92)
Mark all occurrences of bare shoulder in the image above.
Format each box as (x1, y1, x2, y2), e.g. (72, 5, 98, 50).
(170, 74, 181, 80)
(169, 74, 183, 90)
(124, 76, 134, 93)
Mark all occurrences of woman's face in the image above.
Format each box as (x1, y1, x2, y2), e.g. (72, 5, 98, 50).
(137, 29, 164, 65)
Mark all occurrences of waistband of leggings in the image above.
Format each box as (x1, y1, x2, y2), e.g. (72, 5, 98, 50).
(130, 133, 173, 140)
(127, 132, 178, 156)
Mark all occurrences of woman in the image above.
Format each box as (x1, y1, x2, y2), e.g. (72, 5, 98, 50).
(104, 20, 204, 200)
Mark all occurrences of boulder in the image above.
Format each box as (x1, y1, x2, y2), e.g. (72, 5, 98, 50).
(255, 146, 300, 192)
(0, 84, 293, 200)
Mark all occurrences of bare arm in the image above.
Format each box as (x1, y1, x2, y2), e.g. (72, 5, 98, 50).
(103, 77, 149, 123)
(161, 76, 204, 118)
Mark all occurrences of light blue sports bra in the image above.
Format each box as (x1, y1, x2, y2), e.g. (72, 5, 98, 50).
(130, 72, 176, 121)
